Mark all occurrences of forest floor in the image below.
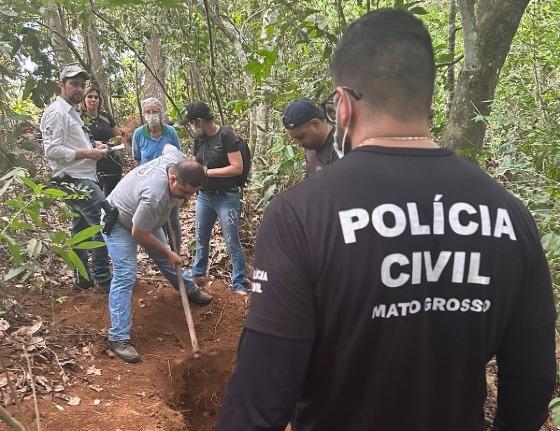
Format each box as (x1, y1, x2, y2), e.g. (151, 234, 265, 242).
(0, 273, 247, 431)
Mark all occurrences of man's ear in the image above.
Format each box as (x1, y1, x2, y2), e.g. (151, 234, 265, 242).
(336, 86, 352, 127)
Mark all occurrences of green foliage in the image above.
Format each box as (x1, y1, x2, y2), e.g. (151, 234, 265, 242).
(0, 168, 105, 284)
(550, 397, 560, 427)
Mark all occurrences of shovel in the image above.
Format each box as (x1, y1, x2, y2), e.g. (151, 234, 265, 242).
(164, 222, 201, 359)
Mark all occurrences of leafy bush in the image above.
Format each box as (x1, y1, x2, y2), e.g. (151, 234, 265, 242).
(0, 167, 105, 284)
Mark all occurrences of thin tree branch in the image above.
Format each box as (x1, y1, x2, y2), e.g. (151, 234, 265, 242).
(88, 0, 181, 115)
(436, 54, 464, 68)
(22, 347, 40, 431)
(202, 0, 225, 124)
(0, 404, 26, 431)
(0, 350, 30, 431)
(335, 0, 347, 31)
(34, 21, 90, 73)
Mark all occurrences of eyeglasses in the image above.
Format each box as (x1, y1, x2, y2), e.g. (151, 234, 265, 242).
(321, 87, 363, 124)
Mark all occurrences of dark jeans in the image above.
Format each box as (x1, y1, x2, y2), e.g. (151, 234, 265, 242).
(67, 179, 111, 283)
(97, 154, 123, 197)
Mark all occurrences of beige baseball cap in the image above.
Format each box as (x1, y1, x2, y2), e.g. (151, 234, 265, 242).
(60, 64, 89, 81)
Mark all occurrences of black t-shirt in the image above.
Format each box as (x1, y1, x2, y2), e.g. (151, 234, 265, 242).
(192, 127, 241, 191)
(82, 111, 116, 143)
(305, 128, 338, 177)
(245, 145, 556, 431)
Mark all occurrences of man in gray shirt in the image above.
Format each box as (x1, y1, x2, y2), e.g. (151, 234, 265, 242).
(103, 145, 213, 363)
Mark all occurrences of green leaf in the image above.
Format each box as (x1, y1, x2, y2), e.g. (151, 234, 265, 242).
(542, 233, 560, 256)
(68, 250, 89, 280)
(52, 246, 72, 267)
(3, 266, 26, 281)
(66, 225, 102, 246)
(51, 230, 68, 244)
(549, 397, 560, 426)
(9, 219, 34, 231)
(0, 9, 18, 17)
(409, 6, 428, 15)
(73, 240, 105, 250)
(22, 78, 35, 100)
(26, 239, 43, 258)
(43, 188, 68, 199)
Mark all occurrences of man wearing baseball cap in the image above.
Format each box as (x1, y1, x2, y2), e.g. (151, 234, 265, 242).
(40, 64, 112, 290)
(283, 98, 339, 177)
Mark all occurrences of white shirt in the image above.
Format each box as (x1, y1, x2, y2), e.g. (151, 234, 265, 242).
(40, 96, 97, 181)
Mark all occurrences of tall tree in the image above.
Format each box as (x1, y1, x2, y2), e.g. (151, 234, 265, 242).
(144, 32, 167, 112)
(442, 0, 531, 158)
(44, 3, 74, 67)
(83, 19, 112, 114)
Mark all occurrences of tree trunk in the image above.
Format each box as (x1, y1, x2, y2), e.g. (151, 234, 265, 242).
(442, 0, 530, 158)
(83, 20, 112, 115)
(254, 11, 272, 154)
(446, 0, 457, 118)
(144, 32, 167, 113)
(44, 4, 74, 67)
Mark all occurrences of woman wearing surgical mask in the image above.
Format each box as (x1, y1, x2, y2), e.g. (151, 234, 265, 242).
(131, 97, 183, 251)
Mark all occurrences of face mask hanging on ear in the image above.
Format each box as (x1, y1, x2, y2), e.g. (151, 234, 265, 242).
(333, 97, 353, 158)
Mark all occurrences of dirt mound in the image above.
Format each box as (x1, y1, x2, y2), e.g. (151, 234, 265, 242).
(1, 277, 247, 431)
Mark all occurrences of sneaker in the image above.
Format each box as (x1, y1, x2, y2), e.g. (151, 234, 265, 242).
(233, 288, 248, 296)
(188, 288, 213, 305)
(108, 340, 140, 363)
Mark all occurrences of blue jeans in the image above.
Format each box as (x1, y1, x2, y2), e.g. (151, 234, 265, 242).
(103, 223, 198, 342)
(191, 190, 248, 292)
(68, 179, 111, 283)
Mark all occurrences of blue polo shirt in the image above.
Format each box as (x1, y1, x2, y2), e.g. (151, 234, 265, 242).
(132, 124, 181, 165)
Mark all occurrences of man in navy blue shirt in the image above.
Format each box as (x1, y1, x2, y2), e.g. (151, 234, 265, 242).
(283, 99, 338, 177)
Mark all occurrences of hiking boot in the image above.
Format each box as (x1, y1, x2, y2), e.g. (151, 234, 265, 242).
(94, 278, 112, 294)
(108, 340, 140, 363)
(74, 271, 93, 290)
(188, 288, 213, 305)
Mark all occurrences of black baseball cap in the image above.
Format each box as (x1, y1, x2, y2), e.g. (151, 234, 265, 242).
(283, 98, 326, 129)
(179, 101, 214, 125)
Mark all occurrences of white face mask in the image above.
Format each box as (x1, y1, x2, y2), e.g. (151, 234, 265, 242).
(145, 114, 160, 126)
(190, 123, 203, 136)
(333, 97, 352, 158)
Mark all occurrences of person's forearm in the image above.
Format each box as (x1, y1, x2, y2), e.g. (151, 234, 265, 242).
(45, 144, 76, 162)
(131, 226, 171, 258)
(493, 324, 556, 431)
(208, 164, 242, 178)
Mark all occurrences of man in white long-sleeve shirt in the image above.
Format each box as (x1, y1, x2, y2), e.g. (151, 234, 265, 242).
(40, 64, 112, 289)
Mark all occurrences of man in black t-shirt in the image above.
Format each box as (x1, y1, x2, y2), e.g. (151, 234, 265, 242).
(283, 98, 338, 177)
(217, 9, 556, 431)
(180, 101, 249, 295)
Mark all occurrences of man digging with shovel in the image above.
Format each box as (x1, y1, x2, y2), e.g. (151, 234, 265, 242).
(102, 144, 213, 363)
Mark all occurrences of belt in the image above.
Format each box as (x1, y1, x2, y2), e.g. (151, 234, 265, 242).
(200, 187, 239, 196)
